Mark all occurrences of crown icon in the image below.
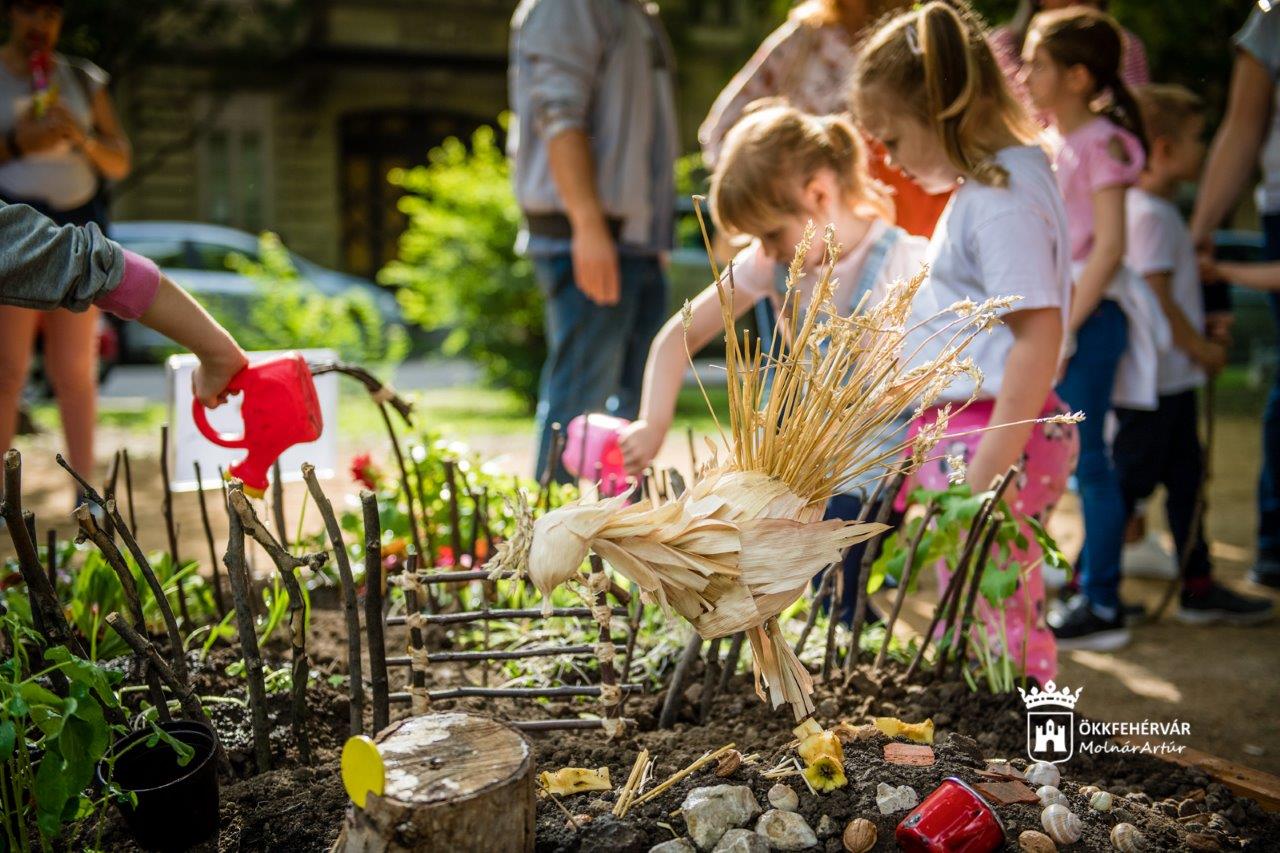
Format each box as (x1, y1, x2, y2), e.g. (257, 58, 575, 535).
(1018, 680, 1083, 710)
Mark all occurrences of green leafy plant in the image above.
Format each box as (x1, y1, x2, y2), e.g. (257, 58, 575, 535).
(210, 232, 408, 364)
(0, 612, 122, 850)
(3, 543, 221, 663)
(872, 482, 1069, 692)
(380, 119, 545, 410)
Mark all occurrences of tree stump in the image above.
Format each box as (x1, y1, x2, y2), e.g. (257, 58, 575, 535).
(337, 713, 535, 853)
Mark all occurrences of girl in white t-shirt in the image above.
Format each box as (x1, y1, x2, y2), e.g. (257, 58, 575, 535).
(617, 100, 926, 475)
(853, 2, 1079, 684)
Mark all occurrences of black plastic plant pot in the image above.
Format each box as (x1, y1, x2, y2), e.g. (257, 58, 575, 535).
(97, 719, 220, 851)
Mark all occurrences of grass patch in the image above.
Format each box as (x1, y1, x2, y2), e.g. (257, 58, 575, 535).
(336, 380, 735, 442)
(31, 400, 167, 432)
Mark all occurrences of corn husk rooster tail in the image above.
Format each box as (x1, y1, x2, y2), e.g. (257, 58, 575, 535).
(748, 618, 815, 720)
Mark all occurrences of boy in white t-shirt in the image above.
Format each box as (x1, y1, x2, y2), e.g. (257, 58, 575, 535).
(1114, 85, 1272, 624)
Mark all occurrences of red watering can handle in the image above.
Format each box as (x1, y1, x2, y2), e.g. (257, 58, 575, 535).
(191, 369, 249, 449)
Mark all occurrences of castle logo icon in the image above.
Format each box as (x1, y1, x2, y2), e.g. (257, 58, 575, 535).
(1019, 680, 1083, 764)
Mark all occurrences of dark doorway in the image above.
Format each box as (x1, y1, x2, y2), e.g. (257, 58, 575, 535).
(339, 110, 483, 278)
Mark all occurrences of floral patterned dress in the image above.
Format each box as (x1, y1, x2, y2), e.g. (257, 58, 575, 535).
(698, 18, 951, 238)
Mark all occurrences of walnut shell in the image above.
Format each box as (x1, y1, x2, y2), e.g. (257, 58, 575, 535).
(1018, 829, 1057, 853)
(714, 749, 743, 778)
(842, 818, 877, 853)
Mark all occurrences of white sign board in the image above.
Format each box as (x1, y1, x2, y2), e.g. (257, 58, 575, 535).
(166, 349, 339, 492)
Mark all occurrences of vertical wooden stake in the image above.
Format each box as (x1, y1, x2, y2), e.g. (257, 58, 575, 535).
(588, 556, 620, 720)
(402, 553, 429, 716)
(873, 501, 939, 675)
(160, 424, 190, 624)
(304, 464, 365, 736)
(659, 632, 702, 729)
(718, 633, 745, 694)
(229, 485, 320, 765)
(194, 461, 227, 618)
(271, 459, 289, 550)
(363, 490, 390, 732)
(122, 447, 137, 537)
(379, 403, 423, 560)
(223, 498, 271, 773)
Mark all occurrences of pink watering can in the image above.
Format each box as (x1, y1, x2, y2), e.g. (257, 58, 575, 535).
(562, 413, 630, 496)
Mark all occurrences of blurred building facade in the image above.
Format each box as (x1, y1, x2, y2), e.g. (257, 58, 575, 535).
(111, 0, 776, 278)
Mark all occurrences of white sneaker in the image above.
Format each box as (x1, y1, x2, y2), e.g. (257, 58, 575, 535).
(1122, 533, 1177, 580)
(1042, 562, 1071, 591)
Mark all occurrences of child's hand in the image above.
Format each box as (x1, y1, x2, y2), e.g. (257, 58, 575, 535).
(1198, 253, 1220, 283)
(192, 349, 249, 409)
(1205, 312, 1234, 347)
(618, 419, 665, 476)
(1196, 339, 1228, 377)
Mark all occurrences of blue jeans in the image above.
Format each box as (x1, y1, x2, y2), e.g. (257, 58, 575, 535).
(532, 252, 668, 483)
(1259, 215, 1280, 555)
(1055, 300, 1128, 610)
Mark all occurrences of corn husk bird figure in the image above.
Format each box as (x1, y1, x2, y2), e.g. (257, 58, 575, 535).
(489, 226, 1021, 720)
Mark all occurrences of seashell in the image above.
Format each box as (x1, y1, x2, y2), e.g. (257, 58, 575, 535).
(714, 749, 743, 778)
(842, 818, 877, 853)
(1041, 803, 1082, 846)
(1110, 822, 1147, 852)
(768, 783, 800, 812)
(1089, 790, 1114, 812)
(1079, 785, 1100, 798)
(1037, 785, 1069, 807)
(1026, 761, 1061, 788)
(1018, 829, 1057, 853)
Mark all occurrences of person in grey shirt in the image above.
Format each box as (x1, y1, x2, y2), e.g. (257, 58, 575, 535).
(508, 0, 679, 483)
(0, 200, 246, 414)
(1190, 1, 1280, 588)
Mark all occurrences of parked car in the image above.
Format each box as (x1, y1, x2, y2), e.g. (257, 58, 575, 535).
(109, 221, 403, 361)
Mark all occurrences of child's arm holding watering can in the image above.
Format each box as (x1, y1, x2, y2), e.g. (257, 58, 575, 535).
(0, 201, 247, 406)
(618, 257, 767, 475)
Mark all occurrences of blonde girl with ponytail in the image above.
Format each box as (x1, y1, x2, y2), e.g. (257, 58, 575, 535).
(1022, 7, 1161, 650)
(853, 2, 1079, 683)
(618, 99, 926, 477)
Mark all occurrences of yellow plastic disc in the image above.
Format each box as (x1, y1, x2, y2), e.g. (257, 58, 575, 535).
(341, 735, 385, 809)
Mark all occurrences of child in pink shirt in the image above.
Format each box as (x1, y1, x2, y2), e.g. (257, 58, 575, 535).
(1022, 7, 1152, 650)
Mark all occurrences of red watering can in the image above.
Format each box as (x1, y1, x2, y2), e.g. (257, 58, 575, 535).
(192, 352, 323, 498)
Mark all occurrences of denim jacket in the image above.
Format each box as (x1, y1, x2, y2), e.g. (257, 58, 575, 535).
(0, 200, 129, 311)
(508, 0, 678, 254)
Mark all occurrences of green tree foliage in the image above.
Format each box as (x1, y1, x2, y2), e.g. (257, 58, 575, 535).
(381, 121, 546, 411)
(217, 232, 408, 364)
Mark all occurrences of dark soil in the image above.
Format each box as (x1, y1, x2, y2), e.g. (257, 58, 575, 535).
(69, 610, 1280, 853)
(526, 669, 1280, 853)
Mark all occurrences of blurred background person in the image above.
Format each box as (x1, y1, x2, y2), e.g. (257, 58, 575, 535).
(0, 0, 131, 496)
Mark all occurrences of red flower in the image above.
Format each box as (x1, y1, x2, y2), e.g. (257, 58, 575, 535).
(350, 453, 382, 490)
(436, 546, 455, 568)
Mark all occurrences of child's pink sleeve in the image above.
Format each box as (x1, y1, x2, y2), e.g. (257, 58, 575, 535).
(1084, 124, 1145, 193)
(95, 249, 161, 320)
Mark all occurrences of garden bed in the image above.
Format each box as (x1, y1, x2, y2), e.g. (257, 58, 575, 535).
(74, 630, 1280, 852)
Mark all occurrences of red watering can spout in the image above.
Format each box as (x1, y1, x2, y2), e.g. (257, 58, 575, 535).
(191, 352, 323, 497)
